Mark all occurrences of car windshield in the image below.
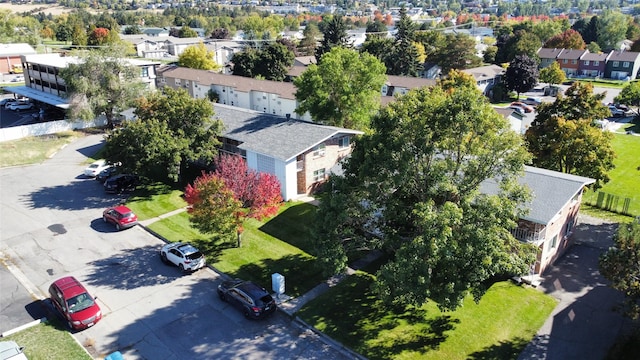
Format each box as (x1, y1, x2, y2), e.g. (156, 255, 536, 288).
(186, 251, 203, 260)
(120, 212, 135, 219)
(89, 164, 99, 169)
(66, 293, 95, 313)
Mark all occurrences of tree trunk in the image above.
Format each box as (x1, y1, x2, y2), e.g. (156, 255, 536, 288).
(237, 231, 242, 248)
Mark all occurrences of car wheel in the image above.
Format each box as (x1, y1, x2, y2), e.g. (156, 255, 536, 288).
(179, 263, 185, 272)
(115, 223, 121, 231)
(218, 291, 226, 301)
(103, 215, 108, 223)
(243, 308, 251, 318)
(160, 252, 168, 264)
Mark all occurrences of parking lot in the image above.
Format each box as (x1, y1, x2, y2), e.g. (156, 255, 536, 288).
(0, 134, 350, 359)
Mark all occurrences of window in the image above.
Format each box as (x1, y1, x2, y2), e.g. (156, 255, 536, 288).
(174, 79, 181, 85)
(550, 235, 557, 249)
(313, 168, 325, 182)
(571, 59, 577, 64)
(613, 61, 619, 67)
(563, 59, 568, 64)
(584, 60, 590, 66)
(141, 67, 149, 77)
(624, 61, 630, 68)
(594, 61, 599, 66)
(338, 136, 350, 149)
(312, 144, 325, 157)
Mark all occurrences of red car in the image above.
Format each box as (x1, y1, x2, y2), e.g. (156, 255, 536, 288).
(510, 101, 534, 113)
(49, 276, 102, 330)
(102, 205, 138, 231)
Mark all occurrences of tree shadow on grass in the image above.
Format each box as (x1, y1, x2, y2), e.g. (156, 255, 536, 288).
(127, 182, 182, 202)
(192, 237, 237, 265)
(225, 254, 324, 297)
(467, 336, 531, 360)
(258, 203, 317, 256)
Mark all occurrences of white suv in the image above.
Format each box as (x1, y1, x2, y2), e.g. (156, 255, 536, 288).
(160, 242, 206, 272)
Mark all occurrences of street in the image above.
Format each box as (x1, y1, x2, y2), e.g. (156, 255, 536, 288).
(0, 134, 350, 359)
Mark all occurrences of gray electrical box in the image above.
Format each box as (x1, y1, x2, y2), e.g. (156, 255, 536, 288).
(272, 273, 285, 296)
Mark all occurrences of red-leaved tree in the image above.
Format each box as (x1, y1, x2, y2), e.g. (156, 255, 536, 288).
(185, 154, 282, 246)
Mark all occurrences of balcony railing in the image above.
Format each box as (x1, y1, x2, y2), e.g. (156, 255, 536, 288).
(511, 226, 546, 244)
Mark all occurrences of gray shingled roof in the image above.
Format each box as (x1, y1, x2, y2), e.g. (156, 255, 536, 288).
(581, 52, 609, 61)
(537, 48, 564, 59)
(479, 166, 595, 224)
(557, 49, 587, 60)
(213, 104, 362, 162)
(607, 50, 640, 62)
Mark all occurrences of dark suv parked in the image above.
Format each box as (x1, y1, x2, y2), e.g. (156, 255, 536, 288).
(217, 279, 276, 319)
(104, 174, 138, 194)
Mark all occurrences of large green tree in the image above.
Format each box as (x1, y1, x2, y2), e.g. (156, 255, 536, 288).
(231, 43, 294, 81)
(539, 61, 566, 86)
(597, 11, 629, 51)
(387, 7, 422, 77)
(178, 42, 220, 71)
(525, 83, 615, 189)
(615, 81, 640, 116)
(104, 87, 223, 183)
(59, 44, 147, 128)
(600, 221, 640, 320)
(294, 47, 386, 131)
(314, 71, 536, 311)
(543, 29, 586, 49)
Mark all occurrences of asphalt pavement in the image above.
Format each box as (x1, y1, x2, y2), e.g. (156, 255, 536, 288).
(0, 133, 355, 360)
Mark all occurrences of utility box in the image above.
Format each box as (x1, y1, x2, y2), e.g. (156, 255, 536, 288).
(272, 273, 285, 296)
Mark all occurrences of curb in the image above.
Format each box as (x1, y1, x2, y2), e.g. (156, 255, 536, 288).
(0, 317, 46, 338)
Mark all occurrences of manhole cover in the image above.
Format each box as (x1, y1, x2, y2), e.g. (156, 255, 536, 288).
(47, 224, 67, 235)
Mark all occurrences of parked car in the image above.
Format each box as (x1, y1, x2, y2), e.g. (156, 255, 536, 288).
(104, 174, 138, 194)
(0, 341, 28, 360)
(160, 242, 206, 272)
(95, 165, 119, 183)
(0, 98, 17, 107)
(608, 102, 630, 112)
(607, 105, 625, 117)
(7, 101, 34, 111)
(217, 279, 277, 319)
(48, 276, 102, 331)
(508, 106, 525, 114)
(522, 97, 542, 106)
(84, 160, 110, 177)
(102, 205, 138, 231)
(510, 101, 534, 113)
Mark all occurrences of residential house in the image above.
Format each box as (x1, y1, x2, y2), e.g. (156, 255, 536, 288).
(120, 35, 169, 58)
(382, 75, 436, 97)
(164, 37, 206, 57)
(204, 40, 244, 73)
(141, 27, 170, 37)
(578, 51, 610, 78)
(461, 64, 504, 95)
(494, 107, 527, 134)
(6, 53, 159, 110)
(605, 50, 640, 80)
(537, 48, 564, 68)
(0, 43, 36, 74)
(213, 103, 362, 200)
(556, 49, 587, 77)
(420, 62, 442, 79)
(157, 66, 310, 120)
(480, 166, 595, 275)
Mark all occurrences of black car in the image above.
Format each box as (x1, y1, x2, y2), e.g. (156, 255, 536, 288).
(217, 279, 277, 319)
(104, 174, 138, 194)
(95, 166, 118, 183)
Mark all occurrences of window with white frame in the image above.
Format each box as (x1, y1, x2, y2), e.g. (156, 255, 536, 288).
(571, 59, 577, 64)
(313, 168, 325, 182)
(613, 61, 619, 67)
(338, 136, 350, 149)
(175, 79, 181, 85)
(550, 234, 558, 249)
(594, 61, 599, 66)
(256, 154, 275, 174)
(584, 60, 590, 65)
(312, 144, 326, 157)
(624, 61, 630, 68)
(141, 67, 149, 77)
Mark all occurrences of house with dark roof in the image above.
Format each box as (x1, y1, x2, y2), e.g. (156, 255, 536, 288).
(461, 64, 505, 95)
(556, 49, 587, 77)
(213, 104, 363, 200)
(537, 48, 564, 68)
(382, 76, 436, 97)
(578, 51, 610, 78)
(605, 50, 640, 80)
(480, 166, 595, 275)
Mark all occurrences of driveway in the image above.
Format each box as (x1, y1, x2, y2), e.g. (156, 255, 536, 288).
(0, 134, 350, 359)
(518, 215, 635, 360)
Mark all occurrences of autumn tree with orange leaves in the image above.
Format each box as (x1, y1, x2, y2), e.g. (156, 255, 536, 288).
(185, 154, 282, 247)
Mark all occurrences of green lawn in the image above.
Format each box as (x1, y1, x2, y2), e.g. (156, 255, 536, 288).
(583, 132, 640, 217)
(0, 131, 81, 167)
(146, 202, 324, 297)
(298, 273, 557, 360)
(2, 321, 92, 360)
(125, 183, 187, 220)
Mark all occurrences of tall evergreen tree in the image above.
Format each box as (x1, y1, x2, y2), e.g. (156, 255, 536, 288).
(315, 15, 350, 63)
(388, 7, 422, 76)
